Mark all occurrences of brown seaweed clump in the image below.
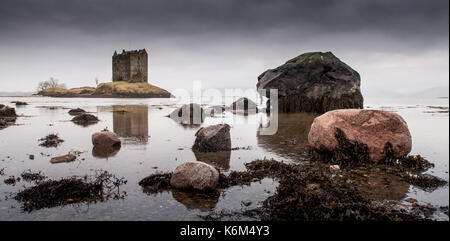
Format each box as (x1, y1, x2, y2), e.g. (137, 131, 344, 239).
(138, 173, 172, 194)
(310, 128, 370, 166)
(309, 129, 447, 193)
(14, 170, 127, 212)
(138, 158, 445, 221)
(206, 159, 444, 221)
(259, 163, 423, 221)
(71, 113, 99, 126)
(21, 170, 46, 182)
(38, 134, 64, 148)
(4, 176, 20, 185)
(400, 174, 448, 192)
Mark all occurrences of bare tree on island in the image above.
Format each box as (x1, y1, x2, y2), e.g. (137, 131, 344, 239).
(37, 77, 67, 92)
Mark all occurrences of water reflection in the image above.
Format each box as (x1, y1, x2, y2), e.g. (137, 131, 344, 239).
(257, 113, 317, 160)
(92, 145, 121, 159)
(112, 105, 149, 143)
(171, 190, 219, 211)
(357, 173, 409, 201)
(193, 151, 231, 171)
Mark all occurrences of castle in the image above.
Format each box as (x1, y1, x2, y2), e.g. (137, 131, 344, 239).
(112, 49, 148, 83)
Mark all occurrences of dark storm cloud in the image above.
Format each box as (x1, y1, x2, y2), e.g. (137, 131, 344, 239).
(0, 0, 448, 40)
(0, 0, 448, 94)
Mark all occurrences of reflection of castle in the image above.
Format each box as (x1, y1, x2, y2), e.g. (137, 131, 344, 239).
(113, 105, 149, 143)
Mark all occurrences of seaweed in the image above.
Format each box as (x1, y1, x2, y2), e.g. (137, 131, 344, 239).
(38, 134, 64, 148)
(310, 128, 370, 167)
(14, 170, 127, 212)
(259, 164, 424, 221)
(138, 173, 172, 194)
(401, 174, 448, 192)
(20, 170, 46, 182)
(4, 176, 20, 185)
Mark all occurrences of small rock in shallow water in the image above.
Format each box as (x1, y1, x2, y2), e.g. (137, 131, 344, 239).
(68, 108, 86, 116)
(50, 154, 76, 164)
(170, 161, 219, 191)
(92, 131, 121, 148)
(12, 101, 28, 106)
(192, 124, 231, 152)
(72, 113, 99, 126)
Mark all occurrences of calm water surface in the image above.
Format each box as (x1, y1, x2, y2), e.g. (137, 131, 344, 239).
(0, 96, 448, 220)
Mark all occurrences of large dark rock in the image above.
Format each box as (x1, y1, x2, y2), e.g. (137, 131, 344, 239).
(192, 124, 231, 152)
(257, 52, 363, 113)
(0, 104, 17, 117)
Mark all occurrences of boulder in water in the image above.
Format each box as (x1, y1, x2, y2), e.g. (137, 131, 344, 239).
(257, 52, 363, 113)
(308, 109, 412, 162)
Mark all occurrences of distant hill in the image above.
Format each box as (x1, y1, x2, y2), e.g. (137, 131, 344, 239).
(409, 86, 449, 98)
(0, 92, 35, 97)
(363, 86, 449, 99)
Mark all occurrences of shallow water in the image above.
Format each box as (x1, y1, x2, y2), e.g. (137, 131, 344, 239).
(0, 96, 448, 220)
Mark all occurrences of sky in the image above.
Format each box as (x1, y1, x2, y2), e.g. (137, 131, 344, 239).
(0, 0, 448, 97)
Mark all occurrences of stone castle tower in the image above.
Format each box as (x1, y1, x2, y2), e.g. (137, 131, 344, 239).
(112, 49, 148, 83)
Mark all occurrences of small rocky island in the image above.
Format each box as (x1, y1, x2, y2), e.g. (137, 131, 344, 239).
(257, 51, 363, 113)
(37, 49, 172, 98)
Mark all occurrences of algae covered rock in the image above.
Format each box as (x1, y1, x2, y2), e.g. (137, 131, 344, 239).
(257, 51, 363, 113)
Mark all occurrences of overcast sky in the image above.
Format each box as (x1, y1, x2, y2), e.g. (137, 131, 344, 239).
(0, 0, 448, 96)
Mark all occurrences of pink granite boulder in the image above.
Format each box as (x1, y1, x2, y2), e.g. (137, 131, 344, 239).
(92, 131, 121, 147)
(308, 109, 412, 162)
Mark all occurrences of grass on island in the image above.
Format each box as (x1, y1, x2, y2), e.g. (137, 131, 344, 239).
(39, 86, 96, 96)
(93, 81, 170, 96)
(38, 82, 170, 97)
